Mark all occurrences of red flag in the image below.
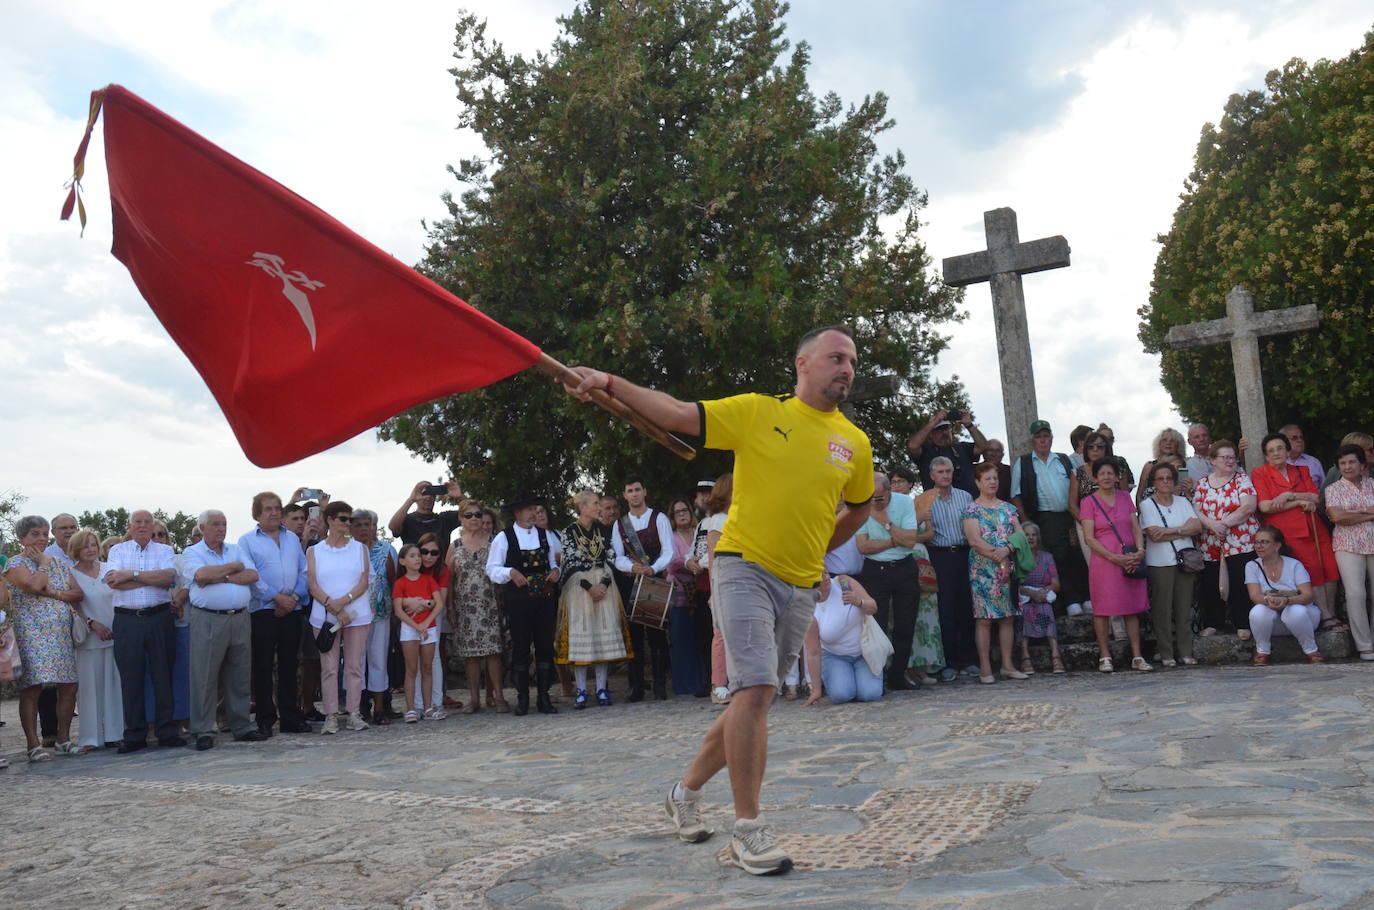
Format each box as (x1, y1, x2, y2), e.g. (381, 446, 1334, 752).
(62, 85, 542, 468)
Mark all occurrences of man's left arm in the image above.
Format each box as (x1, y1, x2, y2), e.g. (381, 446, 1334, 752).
(885, 498, 920, 548)
(649, 511, 675, 574)
(226, 547, 259, 586)
(964, 418, 989, 455)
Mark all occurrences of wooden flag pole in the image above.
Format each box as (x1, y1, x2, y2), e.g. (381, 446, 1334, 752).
(534, 353, 696, 460)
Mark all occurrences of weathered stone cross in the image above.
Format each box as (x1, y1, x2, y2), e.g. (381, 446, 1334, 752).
(840, 374, 900, 423)
(1164, 285, 1321, 471)
(942, 208, 1070, 458)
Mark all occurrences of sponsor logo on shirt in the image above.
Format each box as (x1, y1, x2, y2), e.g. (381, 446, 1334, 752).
(826, 434, 855, 470)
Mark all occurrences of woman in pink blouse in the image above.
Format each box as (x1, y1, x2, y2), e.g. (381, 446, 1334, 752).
(1326, 444, 1374, 659)
(1191, 440, 1260, 638)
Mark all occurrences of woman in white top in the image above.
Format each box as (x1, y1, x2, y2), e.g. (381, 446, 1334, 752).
(801, 572, 880, 705)
(1139, 463, 1203, 667)
(306, 501, 371, 734)
(700, 473, 733, 705)
(68, 530, 123, 751)
(1245, 525, 1322, 665)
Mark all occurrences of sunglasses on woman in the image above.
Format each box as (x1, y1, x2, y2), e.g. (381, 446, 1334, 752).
(420, 548, 440, 556)
(462, 511, 483, 519)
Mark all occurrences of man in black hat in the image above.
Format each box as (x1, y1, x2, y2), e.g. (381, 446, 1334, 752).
(485, 492, 563, 715)
(908, 408, 988, 495)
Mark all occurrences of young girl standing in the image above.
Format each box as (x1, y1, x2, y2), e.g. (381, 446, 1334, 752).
(393, 544, 446, 722)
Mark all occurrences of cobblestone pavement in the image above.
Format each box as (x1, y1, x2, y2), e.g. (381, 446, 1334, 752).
(5, 662, 1374, 908)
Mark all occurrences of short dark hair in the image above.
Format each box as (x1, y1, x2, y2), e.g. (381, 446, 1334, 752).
(323, 500, 352, 523)
(972, 461, 999, 482)
(622, 476, 646, 491)
(283, 502, 307, 519)
(1337, 443, 1367, 466)
(1208, 440, 1237, 459)
(1260, 432, 1291, 455)
(795, 324, 853, 356)
(1256, 524, 1286, 546)
(1151, 462, 1179, 485)
(889, 466, 918, 485)
(1069, 425, 1094, 449)
(1091, 458, 1119, 478)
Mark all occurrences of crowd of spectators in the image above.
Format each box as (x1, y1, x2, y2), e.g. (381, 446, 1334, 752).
(4, 413, 1372, 766)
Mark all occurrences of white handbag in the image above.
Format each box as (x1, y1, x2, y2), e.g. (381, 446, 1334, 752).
(859, 615, 894, 678)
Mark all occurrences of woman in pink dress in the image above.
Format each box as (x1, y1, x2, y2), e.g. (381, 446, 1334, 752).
(1080, 460, 1152, 673)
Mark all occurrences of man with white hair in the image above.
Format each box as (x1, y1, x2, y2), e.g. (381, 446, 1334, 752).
(106, 509, 181, 752)
(183, 509, 264, 751)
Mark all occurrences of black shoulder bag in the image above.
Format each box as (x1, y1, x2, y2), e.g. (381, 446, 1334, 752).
(1089, 494, 1148, 579)
(1149, 496, 1205, 574)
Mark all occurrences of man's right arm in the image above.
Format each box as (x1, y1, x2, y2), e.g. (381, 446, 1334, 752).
(388, 482, 424, 538)
(562, 368, 701, 436)
(907, 410, 949, 458)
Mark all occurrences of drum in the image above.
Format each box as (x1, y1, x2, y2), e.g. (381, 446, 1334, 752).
(629, 575, 674, 629)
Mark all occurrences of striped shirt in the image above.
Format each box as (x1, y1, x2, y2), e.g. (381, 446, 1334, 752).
(928, 488, 974, 546)
(106, 539, 176, 608)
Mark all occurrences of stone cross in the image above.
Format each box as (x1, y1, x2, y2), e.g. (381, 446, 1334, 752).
(1164, 286, 1320, 471)
(942, 208, 1070, 458)
(840, 374, 900, 423)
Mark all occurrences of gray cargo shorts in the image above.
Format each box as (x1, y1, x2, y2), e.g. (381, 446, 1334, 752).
(712, 554, 819, 693)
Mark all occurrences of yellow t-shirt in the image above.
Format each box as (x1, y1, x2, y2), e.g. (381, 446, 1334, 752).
(702, 393, 874, 587)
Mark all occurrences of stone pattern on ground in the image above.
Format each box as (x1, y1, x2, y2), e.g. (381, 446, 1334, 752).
(5, 662, 1374, 907)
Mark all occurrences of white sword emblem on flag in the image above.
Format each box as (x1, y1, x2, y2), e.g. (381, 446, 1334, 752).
(246, 252, 326, 349)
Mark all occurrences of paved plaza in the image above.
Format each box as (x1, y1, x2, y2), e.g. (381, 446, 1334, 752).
(4, 662, 1374, 908)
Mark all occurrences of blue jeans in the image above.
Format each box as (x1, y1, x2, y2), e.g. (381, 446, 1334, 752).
(820, 650, 883, 704)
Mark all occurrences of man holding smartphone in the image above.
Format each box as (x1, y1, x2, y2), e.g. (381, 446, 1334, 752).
(909, 408, 988, 495)
(387, 480, 464, 560)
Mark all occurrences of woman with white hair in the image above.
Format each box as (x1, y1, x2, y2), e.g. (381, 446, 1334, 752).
(68, 529, 124, 750)
(1138, 427, 1191, 503)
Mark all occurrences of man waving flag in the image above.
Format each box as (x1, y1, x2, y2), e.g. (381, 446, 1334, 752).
(61, 85, 690, 467)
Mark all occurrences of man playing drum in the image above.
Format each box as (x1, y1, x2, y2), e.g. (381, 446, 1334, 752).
(610, 477, 674, 701)
(563, 325, 874, 875)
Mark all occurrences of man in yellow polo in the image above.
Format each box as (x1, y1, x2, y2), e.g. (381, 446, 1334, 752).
(564, 325, 873, 875)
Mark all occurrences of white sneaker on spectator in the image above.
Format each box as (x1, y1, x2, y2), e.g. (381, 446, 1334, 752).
(711, 686, 731, 705)
(320, 714, 339, 735)
(727, 815, 793, 875)
(345, 712, 369, 731)
(1065, 603, 1083, 616)
(1083, 600, 1094, 614)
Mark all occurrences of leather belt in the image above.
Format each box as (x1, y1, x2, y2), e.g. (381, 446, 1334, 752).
(928, 544, 970, 552)
(115, 603, 170, 617)
(193, 605, 248, 616)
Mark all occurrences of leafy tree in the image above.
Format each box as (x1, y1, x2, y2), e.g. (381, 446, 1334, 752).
(0, 488, 27, 558)
(382, 0, 964, 512)
(1139, 29, 1374, 460)
(76, 507, 198, 550)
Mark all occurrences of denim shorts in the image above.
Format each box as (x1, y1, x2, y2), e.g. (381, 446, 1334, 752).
(712, 555, 818, 692)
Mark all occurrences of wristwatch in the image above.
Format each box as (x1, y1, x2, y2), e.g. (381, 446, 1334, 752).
(883, 522, 893, 532)
(133, 570, 141, 581)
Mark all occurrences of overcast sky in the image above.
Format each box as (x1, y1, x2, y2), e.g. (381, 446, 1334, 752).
(2, 1, 1370, 534)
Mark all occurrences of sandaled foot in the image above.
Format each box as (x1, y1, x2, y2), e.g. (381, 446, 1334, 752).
(27, 746, 53, 763)
(1131, 657, 1153, 672)
(1051, 656, 1066, 674)
(1020, 657, 1036, 675)
(1098, 657, 1114, 673)
(1252, 653, 1269, 666)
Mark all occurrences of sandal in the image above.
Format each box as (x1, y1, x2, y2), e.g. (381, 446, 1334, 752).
(27, 746, 53, 763)
(1181, 656, 1198, 665)
(1020, 656, 1036, 675)
(53, 741, 76, 755)
(423, 707, 448, 721)
(1098, 657, 1114, 673)
(461, 703, 479, 714)
(74, 744, 100, 755)
(1051, 656, 1066, 675)
(1131, 657, 1154, 672)
(404, 709, 420, 724)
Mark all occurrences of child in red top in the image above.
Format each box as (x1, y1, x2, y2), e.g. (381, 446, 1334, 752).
(393, 544, 445, 722)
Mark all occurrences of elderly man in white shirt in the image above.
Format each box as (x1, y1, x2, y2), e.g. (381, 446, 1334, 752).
(486, 492, 562, 716)
(105, 509, 181, 752)
(183, 509, 264, 751)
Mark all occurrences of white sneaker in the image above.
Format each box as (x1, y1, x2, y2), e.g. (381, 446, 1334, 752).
(664, 783, 714, 843)
(1065, 603, 1083, 616)
(1083, 600, 1094, 614)
(320, 714, 339, 735)
(345, 712, 369, 731)
(727, 815, 793, 875)
(711, 686, 731, 705)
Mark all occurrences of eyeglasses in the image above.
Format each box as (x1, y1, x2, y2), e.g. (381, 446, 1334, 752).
(1254, 537, 1278, 546)
(1214, 454, 1236, 461)
(333, 515, 352, 523)
(462, 511, 482, 519)
(673, 508, 691, 515)
(420, 548, 440, 556)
